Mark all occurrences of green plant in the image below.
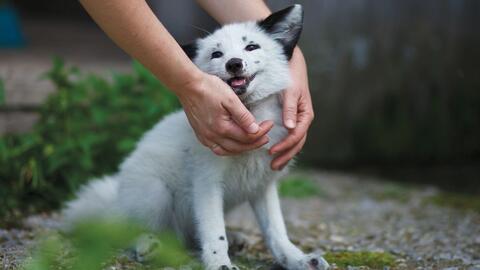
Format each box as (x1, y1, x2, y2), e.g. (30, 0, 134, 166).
(278, 175, 324, 198)
(0, 58, 180, 224)
(24, 219, 192, 270)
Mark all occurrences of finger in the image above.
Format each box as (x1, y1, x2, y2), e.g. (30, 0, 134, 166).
(193, 128, 212, 148)
(222, 97, 259, 134)
(224, 120, 274, 144)
(282, 89, 298, 129)
(210, 143, 232, 156)
(217, 136, 269, 154)
(201, 135, 232, 156)
(269, 117, 309, 155)
(271, 135, 306, 170)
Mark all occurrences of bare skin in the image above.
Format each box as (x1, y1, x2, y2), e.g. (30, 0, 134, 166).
(79, 0, 313, 170)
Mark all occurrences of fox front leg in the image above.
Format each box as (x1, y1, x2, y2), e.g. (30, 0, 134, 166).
(250, 181, 329, 270)
(192, 172, 238, 270)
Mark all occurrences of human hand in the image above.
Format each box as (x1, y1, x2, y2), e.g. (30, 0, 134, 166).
(178, 72, 273, 156)
(270, 48, 314, 170)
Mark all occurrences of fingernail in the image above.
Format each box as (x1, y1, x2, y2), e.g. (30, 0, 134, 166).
(247, 123, 260, 134)
(285, 119, 296, 129)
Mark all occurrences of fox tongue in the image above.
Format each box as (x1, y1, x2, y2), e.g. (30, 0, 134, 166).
(230, 78, 246, 88)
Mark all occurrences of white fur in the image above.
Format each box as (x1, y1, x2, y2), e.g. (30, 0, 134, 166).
(194, 22, 291, 104)
(63, 5, 328, 270)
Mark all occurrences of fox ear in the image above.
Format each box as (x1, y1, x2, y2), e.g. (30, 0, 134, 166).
(258, 4, 303, 60)
(181, 42, 198, 60)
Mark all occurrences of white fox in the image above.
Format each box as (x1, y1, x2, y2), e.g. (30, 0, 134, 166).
(64, 5, 329, 270)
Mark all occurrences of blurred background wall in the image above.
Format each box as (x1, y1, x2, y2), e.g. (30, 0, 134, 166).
(3, 0, 480, 190)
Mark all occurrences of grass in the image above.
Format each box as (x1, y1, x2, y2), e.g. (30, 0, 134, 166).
(371, 182, 412, 203)
(324, 251, 396, 269)
(425, 191, 480, 213)
(278, 175, 325, 199)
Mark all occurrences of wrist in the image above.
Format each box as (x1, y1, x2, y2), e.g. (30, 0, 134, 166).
(290, 47, 305, 67)
(289, 46, 309, 88)
(169, 66, 205, 98)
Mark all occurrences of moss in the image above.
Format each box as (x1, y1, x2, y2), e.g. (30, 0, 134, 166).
(371, 182, 412, 203)
(278, 175, 325, 198)
(426, 192, 480, 213)
(233, 257, 273, 270)
(324, 251, 396, 269)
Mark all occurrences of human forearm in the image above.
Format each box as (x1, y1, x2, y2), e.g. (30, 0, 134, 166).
(79, 0, 201, 95)
(195, 0, 271, 23)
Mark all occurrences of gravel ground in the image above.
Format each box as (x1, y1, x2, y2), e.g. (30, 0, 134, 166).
(1, 170, 479, 270)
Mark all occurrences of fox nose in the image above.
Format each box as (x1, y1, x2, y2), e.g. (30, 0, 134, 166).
(225, 58, 243, 74)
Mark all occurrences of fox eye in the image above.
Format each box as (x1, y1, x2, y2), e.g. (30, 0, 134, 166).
(211, 51, 223, 59)
(245, 44, 260, 51)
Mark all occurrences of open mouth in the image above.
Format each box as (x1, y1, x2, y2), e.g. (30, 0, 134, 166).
(225, 73, 257, 95)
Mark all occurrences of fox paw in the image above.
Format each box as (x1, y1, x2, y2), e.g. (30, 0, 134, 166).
(134, 234, 160, 262)
(218, 264, 239, 270)
(205, 264, 239, 270)
(274, 253, 329, 270)
(294, 254, 329, 270)
(227, 230, 250, 254)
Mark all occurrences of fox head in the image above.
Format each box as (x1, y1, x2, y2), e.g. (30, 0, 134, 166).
(182, 5, 304, 104)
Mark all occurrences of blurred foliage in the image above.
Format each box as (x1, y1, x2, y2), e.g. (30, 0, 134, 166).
(324, 251, 395, 269)
(24, 219, 192, 270)
(278, 175, 324, 199)
(0, 58, 180, 224)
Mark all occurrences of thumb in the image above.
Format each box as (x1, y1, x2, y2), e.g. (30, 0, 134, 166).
(224, 96, 259, 134)
(282, 90, 298, 129)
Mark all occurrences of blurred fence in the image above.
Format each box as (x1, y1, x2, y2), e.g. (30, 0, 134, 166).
(294, 0, 480, 165)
